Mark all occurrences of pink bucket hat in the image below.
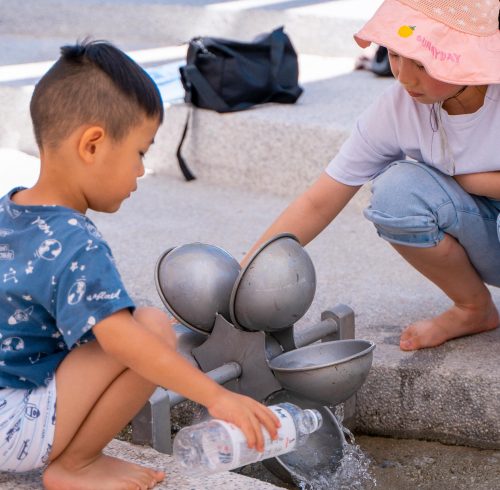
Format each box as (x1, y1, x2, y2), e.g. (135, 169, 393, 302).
(354, 0, 500, 85)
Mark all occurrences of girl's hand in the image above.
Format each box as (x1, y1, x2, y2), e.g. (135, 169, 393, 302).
(206, 390, 280, 452)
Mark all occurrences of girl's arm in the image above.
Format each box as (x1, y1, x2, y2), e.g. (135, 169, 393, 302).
(244, 172, 361, 262)
(454, 172, 500, 200)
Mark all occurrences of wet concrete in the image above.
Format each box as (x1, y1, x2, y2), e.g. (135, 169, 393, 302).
(240, 435, 500, 490)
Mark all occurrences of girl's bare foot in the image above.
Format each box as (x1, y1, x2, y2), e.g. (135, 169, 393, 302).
(43, 453, 165, 490)
(400, 301, 499, 351)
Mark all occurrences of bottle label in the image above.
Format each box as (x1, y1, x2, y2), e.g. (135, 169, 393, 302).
(216, 405, 298, 466)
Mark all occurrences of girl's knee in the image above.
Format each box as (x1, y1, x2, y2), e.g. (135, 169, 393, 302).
(370, 162, 443, 212)
(133, 306, 177, 350)
(365, 162, 457, 247)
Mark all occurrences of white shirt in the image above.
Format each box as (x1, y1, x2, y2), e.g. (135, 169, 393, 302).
(326, 83, 500, 186)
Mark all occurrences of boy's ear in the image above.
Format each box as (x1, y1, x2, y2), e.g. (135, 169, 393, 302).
(78, 126, 106, 164)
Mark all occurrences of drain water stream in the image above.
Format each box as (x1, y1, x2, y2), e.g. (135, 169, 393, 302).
(293, 405, 377, 490)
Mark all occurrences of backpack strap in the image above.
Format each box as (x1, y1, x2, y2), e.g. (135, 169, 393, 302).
(176, 108, 196, 181)
(269, 27, 286, 81)
(182, 63, 257, 113)
(181, 64, 231, 113)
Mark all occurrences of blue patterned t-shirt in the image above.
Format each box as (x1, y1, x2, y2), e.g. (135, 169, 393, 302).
(0, 188, 135, 389)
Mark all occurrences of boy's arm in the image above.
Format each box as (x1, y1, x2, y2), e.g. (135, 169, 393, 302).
(244, 172, 360, 262)
(454, 172, 500, 199)
(93, 310, 278, 450)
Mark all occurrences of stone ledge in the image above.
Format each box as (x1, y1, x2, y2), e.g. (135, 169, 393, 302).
(0, 439, 281, 489)
(146, 69, 394, 196)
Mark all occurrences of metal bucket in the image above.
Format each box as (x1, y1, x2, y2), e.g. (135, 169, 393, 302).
(155, 243, 240, 335)
(263, 390, 346, 485)
(230, 233, 316, 332)
(268, 339, 375, 405)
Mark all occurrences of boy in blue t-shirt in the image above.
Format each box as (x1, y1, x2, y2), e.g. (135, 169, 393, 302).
(0, 41, 279, 489)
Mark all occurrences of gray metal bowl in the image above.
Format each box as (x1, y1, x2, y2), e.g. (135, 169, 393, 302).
(155, 243, 241, 335)
(268, 339, 375, 405)
(229, 233, 316, 332)
(263, 390, 345, 486)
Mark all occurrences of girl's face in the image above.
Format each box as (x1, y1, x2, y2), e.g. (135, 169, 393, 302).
(387, 50, 465, 104)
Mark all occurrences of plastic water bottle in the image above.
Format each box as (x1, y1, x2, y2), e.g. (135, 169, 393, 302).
(173, 402, 323, 477)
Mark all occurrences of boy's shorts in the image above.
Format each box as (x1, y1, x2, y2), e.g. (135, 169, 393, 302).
(0, 377, 57, 473)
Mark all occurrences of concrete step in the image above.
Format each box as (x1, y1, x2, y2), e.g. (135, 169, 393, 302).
(0, 0, 383, 61)
(149, 62, 393, 196)
(0, 51, 394, 197)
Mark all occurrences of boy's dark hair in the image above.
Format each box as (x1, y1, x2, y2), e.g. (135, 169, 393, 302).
(30, 39, 164, 149)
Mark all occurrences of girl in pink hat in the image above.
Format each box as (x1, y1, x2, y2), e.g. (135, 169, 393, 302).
(248, 0, 500, 351)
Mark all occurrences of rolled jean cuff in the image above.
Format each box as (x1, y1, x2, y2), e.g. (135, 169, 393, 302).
(363, 209, 444, 247)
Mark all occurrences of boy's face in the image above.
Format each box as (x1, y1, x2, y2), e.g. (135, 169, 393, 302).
(86, 116, 160, 213)
(388, 50, 465, 104)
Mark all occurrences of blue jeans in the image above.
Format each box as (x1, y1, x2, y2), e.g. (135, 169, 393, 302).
(364, 160, 500, 287)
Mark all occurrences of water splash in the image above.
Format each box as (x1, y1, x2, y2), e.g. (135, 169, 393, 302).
(292, 404, 377, 490)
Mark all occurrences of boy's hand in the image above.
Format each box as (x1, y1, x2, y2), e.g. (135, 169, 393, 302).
(206, 390, 280, 452)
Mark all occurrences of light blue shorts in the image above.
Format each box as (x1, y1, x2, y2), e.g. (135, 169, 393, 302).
(364, 160, 500, 287)
(0, 377, 56, 473)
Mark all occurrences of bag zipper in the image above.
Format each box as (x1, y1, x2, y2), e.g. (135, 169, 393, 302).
(191, 38, 216, 58)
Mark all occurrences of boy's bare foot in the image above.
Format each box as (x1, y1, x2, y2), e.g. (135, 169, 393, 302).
(399, 301, 499, 351)
(43, 453, 165, 490)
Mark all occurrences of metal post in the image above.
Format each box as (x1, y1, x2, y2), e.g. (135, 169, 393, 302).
(168, 361, 242, 406)
(293, 317, 338, 349)
(321, 304, 355, 342)
(132, 362, 242, 454)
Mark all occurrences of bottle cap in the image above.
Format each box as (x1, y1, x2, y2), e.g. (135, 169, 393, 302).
(304, 408, 323, 433)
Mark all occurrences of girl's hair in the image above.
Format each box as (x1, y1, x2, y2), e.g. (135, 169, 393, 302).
(30, 39, 164, 149)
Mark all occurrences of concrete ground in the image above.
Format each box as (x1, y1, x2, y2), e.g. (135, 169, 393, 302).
(243, 436, 500, 490)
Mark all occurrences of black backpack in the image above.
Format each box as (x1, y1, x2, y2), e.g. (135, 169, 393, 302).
(177, 27, 303, 180)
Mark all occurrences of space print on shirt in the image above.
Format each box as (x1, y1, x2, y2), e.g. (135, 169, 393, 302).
(35, 239, 62, 261)
(5, 205, 21, 220)
(3, 267, 18, 284)
(67, 216, 102, 239)
(0, 244, 14, 261)
(7, 306, 34, 326)
(1, 337, 25, 353)
(25, 261, 34, 275)
(82, 316, 96, 334)
(67, 277, 87, 305)
(69, 261, 85, 273)
(31, 217, 54, 237)
(85, 240, 99, 252)
(0, 229, 14, 262)
(86, 289, 122, 302)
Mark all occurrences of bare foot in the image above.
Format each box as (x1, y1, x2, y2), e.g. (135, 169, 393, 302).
(43, 453, 165, 490)
(400, 301, 499, 351)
